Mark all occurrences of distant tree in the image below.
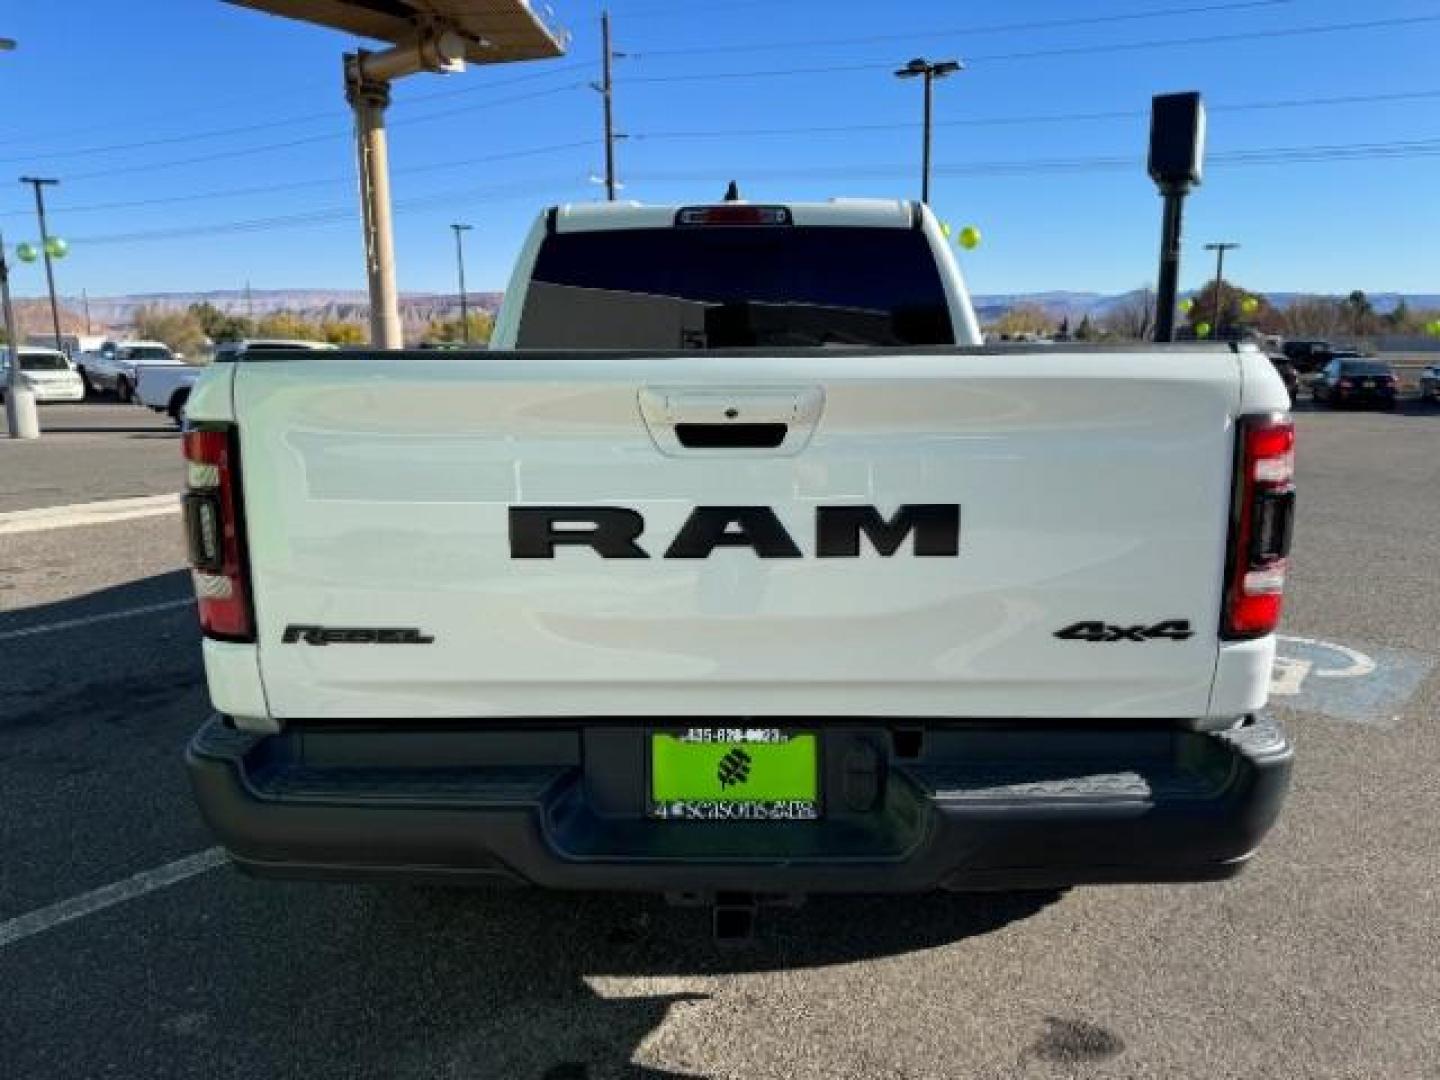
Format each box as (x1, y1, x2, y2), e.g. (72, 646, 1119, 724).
(1345, 290, 1375, 335)
(255, 311, 324, 341)
(988, 304, 1052, 339)
(1102, 287, 1157, 341)
(1281, 296, 1347, 339)
(133, 305, 207, 356)
(424, 311, 494, 344)
(1074, 314, 1097, 341)
(1185, 279, 1282, 339)
(1386, 298, 1412, 332)
(189, 301, 252, 343)
(1057, 316, 1071, 340)
(320, 319, 366, 345)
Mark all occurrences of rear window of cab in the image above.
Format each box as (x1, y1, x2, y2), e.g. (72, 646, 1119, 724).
(517, 226, 954, 349)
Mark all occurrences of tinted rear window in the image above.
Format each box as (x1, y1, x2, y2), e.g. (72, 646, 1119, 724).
(125, 347, 172, 361)
(19, 353, 69, 371)
(517, 225, 954, 349)
(1340, 361, 1391, 376)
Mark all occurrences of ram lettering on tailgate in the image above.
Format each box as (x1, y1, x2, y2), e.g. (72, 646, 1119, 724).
(509, 505, 960, 559)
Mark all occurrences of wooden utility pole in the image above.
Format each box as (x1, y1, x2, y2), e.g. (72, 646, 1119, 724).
(19, 176, 63, 350)
(600, 12, 618, 200)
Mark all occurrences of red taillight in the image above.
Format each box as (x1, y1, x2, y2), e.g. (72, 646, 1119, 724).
(183, 426, 253, 641)
(675, 205, 792, 227)
(1223, 415, 1295, 639)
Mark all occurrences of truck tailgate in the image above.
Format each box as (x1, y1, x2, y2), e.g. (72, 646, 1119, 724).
(233, 350, 1241, 721)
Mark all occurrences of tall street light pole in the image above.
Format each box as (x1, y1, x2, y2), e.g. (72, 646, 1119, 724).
(894, 57, 962, 204)
(1204, 241, 1240, 339)
(450, 222, 473, 344)
(19, 176, 63, 351)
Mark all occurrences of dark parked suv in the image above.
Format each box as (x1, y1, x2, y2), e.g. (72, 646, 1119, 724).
(1311, 357, 1398, 410)
(1282, 340, 1343, 374)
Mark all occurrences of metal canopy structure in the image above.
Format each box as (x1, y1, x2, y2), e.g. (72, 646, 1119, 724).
(225, 1, 566, 348)
(226, 1, 564, 63)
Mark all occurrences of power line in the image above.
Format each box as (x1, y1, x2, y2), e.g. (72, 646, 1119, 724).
(9, 11, 1425, 183)
(0, 110, 341, 166)
(13, 139, 596, 216)
(0, 61, 590, 163)
(626, 13, 1440, 82)
(9, 84, 1436, 219)
(40, 83, 586, 184)
(0, 74, 338, 153)
(632, 87, 1440, 142)
(634, 0, 1295, 58)
(69, 175, 585, 246)
(627, 137, 1440, 184)
(62, 136, 1440, 246)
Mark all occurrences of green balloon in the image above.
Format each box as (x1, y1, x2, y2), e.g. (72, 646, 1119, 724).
(45, 236, 68, 259)
(1195, 321, 1213, 338)
(958, 225, 981, 250)
(1241, 296, 1259, 315)
(15, 242, 38, 263)
(1428, 320, 1440, 337)
(1179, 298, 1194, 313)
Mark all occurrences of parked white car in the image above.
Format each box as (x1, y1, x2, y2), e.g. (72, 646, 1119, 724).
(81, 340, 184, 401)
(1420, 360, 1440, 403)
(0, 346, 86, 402)
(137, 339, 338, 425)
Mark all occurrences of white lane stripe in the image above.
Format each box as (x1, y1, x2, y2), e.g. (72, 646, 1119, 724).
(0, 847, 227, 950)
(0, 597, 194, 642)
(0, 494, 181, 536)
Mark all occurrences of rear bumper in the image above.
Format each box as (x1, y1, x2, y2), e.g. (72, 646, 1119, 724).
(187, 714, 1292, 893)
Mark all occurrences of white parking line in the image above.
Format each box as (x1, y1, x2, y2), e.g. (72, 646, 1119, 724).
(0, 598, 194, 642)
(0, 494, 180, 536)
(0, 848, 227, 950)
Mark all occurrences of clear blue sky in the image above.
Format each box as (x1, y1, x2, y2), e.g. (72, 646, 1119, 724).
(1, 0, 1436, 299)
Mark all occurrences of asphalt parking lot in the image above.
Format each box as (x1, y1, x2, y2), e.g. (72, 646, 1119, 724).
(2, 399, 1438, 1079)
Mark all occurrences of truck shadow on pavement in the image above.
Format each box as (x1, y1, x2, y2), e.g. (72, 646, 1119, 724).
(243, 881, 1065, 1079)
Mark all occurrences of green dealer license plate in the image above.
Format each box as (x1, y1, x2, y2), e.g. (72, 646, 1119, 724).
(649, 729, 820, 821)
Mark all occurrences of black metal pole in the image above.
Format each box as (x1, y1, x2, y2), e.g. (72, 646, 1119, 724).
(1154, 186, 1187, 342)
(20, 177, 62, 351)
(921, 69, 933, 204)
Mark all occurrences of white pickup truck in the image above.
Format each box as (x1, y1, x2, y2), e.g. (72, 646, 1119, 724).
(184, 199, 1294, 921)
(136, 339, 337, 424)
(79, 340, 184, 402)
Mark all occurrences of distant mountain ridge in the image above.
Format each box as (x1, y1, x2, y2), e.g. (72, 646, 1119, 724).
(44, 288, 505, 339)
(19, 287, 1439, 336)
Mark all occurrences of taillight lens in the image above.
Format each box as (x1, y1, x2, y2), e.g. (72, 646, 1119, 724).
(1223, 414, 1295, 639)
(182, 426, 253, 641)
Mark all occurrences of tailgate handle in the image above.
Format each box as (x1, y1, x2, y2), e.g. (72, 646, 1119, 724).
(639, 386, 824, 457)
(674, 422, 787, 449)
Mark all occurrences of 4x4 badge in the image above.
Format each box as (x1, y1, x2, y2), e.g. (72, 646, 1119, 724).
(1054, 620, 1194, 643)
